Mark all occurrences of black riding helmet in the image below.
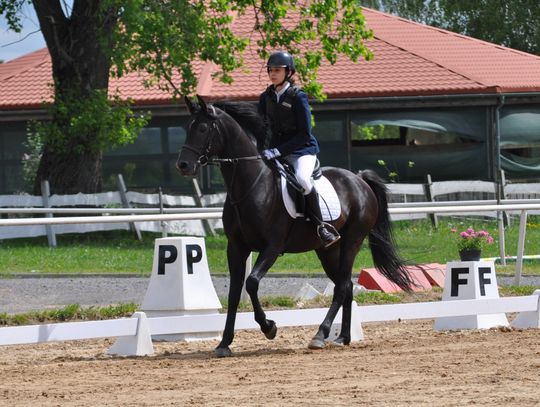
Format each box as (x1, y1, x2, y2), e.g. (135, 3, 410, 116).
(266, 51, 296, 79)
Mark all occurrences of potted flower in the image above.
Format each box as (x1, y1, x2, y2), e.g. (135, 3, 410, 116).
(451, 227, 494, 261)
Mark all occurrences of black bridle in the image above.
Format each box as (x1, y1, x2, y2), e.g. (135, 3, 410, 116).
(180, 117, 261, 167)
(180, 113, 265, 205)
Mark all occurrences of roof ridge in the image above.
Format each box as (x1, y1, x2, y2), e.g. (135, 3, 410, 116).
(362, 7, 540, 87)
(196, 61, 217, 95)
(365, 25, 489, 89)
(363, 7, 540, 61)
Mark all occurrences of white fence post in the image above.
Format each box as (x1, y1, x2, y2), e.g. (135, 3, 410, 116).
(116, 174, 142, 241)
(514, 210, 528, 286)
(240, 253, 253, 303)
(498, 211, 506, 266)
(158, 187, 167, 238)
(40, 180, 56, 248)
(191, 178, 216, 237)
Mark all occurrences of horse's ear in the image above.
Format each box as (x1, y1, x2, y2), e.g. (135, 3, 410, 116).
(196, 95, 208, 113)
(184, 96, 197, 114)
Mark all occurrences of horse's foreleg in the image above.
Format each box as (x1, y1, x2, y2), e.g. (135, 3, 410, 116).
(215, 240, 250, 358)
(245, 249, 280, 339)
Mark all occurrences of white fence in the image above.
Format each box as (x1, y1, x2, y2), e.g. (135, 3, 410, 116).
(0, 292, 538, 356)
(3, 174, 540, 241)
(0, 178, 226, 241)
(2, 201, 539, 284)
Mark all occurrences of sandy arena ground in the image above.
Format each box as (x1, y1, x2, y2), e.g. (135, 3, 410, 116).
(1, 319, 539, 406)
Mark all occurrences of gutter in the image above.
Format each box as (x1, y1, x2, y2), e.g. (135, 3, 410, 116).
(322, 93, 502, 104)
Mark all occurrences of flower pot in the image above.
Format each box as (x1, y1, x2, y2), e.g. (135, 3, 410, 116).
(459, 249, 481, 261)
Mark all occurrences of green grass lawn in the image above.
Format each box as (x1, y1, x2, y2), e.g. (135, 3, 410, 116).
(1, 218, 540, 275)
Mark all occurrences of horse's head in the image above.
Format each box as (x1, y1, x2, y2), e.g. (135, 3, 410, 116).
(176, 95, 221, 176)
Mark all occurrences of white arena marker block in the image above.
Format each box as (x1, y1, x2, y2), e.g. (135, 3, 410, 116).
(295, 283, 321, 301)
(511, 289, 540, 329)
(108, 312, 154, 356)
(140, 237, 222, 341)
(322, 281, 334, 297)
(434, 261, 509, 331)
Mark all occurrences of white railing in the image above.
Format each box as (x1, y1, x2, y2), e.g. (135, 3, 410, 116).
(0, 176, 226, 241)
(0, 292, 538, 355)
(0, 202, 539, 285)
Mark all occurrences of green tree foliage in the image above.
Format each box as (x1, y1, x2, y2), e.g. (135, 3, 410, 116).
(364, 0, 540, 56)
(105, 0, 374, 100)
(1, 0, 374, 193)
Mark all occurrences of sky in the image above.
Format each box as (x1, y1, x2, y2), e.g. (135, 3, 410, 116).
(0, 4, 47, 62)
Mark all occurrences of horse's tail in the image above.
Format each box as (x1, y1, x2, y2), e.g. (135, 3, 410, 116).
(359, 170, 414, 291)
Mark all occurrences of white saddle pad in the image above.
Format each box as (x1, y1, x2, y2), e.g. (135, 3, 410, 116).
(280, 175, 341, 221)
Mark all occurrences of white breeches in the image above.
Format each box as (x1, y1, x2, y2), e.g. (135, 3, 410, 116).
(287, 154, 317, 195)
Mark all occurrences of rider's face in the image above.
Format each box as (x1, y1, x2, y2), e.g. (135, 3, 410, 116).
(267, 67, 287, 87)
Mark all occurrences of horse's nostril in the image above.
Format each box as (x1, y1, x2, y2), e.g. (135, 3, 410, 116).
(176, 161, 189, 174)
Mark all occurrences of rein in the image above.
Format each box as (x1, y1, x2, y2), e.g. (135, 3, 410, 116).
(212, 155, 261, 164)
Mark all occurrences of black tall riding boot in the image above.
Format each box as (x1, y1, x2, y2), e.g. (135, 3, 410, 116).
(305, 189, 340, 248)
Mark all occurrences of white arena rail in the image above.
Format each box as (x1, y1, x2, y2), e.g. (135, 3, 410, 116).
(0, 211, 223, 226)
(1, 202, 538, 284)
(0, 292, 538, 356)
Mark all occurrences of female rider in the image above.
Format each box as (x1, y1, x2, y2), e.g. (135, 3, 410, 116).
(258, 51, 340, 247)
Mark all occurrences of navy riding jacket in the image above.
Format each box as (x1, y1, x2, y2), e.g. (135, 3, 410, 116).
(258, 84, 320, 157)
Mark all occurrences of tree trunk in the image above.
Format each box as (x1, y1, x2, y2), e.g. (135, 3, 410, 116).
(32, 0, 116, 194)
(36, 147, 103, 194)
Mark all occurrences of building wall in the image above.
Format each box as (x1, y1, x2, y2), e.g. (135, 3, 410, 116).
(5, 99, 540, 195)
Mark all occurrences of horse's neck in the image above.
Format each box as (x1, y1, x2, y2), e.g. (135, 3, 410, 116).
(221, 127, 259, 159)
(219, 128, 275, 209)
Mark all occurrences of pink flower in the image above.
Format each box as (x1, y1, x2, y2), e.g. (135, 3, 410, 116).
(454, 226, 494, 251)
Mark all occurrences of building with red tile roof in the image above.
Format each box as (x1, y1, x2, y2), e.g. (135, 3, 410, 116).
(1, 7, 540, 193)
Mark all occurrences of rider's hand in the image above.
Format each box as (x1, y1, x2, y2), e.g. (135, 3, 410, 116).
(262, 148, 281, 161)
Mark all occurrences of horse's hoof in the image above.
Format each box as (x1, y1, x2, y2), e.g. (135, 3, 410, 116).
(214, 347, 232, 358)
(308, 338, 326, 350)
(333, 336, 350, 346)
(264, 320, 277, 340)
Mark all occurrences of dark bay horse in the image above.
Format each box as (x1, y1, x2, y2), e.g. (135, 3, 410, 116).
(177, 96, 413, 357)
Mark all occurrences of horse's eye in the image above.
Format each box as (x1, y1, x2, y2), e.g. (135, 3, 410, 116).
(198, 123, 208, 133)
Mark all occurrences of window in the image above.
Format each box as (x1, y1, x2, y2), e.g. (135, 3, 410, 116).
(167, 126, 186, 154)
(312, 113, 348, 168)
(351, 122, 406, 146)
(107, 127, 162, 156)
(313, 118, 344, 142)
(0, 124, 27, 193)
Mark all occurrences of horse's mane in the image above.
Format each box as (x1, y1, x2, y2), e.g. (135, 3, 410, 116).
(213, 101, 265, 148)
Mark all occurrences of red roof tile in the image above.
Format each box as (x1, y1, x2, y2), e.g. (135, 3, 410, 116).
(2, 7, 540, 110)
(363, 8, 540, 93)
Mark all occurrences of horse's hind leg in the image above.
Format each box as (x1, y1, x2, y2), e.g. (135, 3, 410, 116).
(335, 281, 353, 345)
(215, 238, 250, 358)
(245, 248, 281, 339)
(310, 237, 361, 349)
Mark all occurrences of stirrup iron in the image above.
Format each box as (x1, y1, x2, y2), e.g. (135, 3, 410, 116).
(317, 222, 340, 248)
